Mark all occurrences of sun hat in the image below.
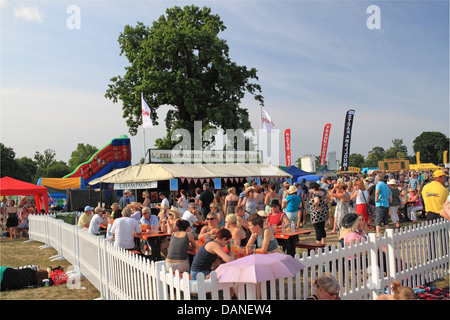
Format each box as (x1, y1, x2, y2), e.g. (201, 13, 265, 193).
(110, 202, 120, 210)
(341, 213, 359, 229)
(128, 202, 142, 210)
(433, 170, 448, 178)
(387, 179, 397, 185)
(245, 187, 254, 197)
(257, 210, 269, 217)
(168, 206, 181, 218)
(287, 185, 298, 195)
(94, 206, 105, 213)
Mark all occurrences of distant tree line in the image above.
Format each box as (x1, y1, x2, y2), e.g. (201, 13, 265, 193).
(295, 131, 449, 170)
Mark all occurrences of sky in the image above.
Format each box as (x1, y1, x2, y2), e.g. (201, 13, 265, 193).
(1, 0, 449, 169)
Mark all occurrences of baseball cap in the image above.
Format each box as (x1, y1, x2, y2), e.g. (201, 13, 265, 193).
(85, 206, 94, 212)
(433, 170, 448, 178)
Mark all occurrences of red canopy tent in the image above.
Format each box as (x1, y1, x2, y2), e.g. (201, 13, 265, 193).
(0, 176, 49, 212)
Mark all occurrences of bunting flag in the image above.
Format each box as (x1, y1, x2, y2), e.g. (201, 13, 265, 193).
(320, 124, 332, 166)
(341, 110, 355, 172)
(141, 93, 153, 128)
(284, 129, 291, 167)
(260, 106, 278, 132)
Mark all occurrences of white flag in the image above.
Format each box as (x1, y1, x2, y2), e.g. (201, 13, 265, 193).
(141, 93, 153, 128)
(260, 106, 277, 132)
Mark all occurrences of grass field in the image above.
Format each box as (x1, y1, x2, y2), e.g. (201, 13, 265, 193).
(0, 216, 448, 300)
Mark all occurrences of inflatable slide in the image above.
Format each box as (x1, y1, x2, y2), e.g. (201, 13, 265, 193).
(63, 135, 131, 184)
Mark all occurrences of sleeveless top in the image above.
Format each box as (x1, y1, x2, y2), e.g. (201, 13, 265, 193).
(268, 211, 285, 226)
(190, 239, 218, 272)
(226, 200, 238, 214)
(166, 232, 189, 260)
(355, 190, 369, 205)
(245, 198, 258, 214)
(255, 228, 279, 252)
(308, 192, 329, 224)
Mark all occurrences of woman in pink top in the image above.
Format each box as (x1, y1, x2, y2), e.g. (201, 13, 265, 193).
(406, 189, 423, 222)
(338, 213, 367, 246)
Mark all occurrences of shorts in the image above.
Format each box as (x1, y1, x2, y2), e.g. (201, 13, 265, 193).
(356, 204, 368, 222)
(375, 206, 389, 226)
(190, 270, 211, 280)
(285, 211, 298, 223)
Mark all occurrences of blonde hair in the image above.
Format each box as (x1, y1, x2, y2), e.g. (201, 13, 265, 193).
(209, 202, 219, 211)
(355, 180, 365, 191)
(206, 212, 218, 220)
(225, 213, 242, 229)
(391, 281, 416, 300)
(228, 187, 236, 194)
(338, 216, 362, 240)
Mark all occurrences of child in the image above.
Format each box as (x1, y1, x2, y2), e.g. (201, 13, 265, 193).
(376, 281, 416, 300)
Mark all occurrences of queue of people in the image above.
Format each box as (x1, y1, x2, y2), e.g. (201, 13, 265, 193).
(1, 198, 32, 239)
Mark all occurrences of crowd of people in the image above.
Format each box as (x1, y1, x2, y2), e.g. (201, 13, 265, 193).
(2, 167, 448, 300)
(0, 198, 34, 240)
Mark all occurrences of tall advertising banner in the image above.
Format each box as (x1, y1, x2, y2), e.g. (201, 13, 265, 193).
(320, 123, 331, 166)
(341, 110, 355, 172)
(285, 129, 291, 167)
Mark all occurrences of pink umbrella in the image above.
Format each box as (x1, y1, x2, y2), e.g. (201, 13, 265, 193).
(215, 253, 304, 284)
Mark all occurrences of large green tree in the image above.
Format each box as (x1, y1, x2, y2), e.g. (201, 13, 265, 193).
(68, 143, 98, 172)
(105, 5, 264, 149)
(364, 146, 385, 167)
(413, 131, 449, 164)
(385, 139, 408, 159)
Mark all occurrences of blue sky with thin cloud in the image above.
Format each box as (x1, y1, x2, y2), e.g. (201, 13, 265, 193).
(1, 0, 448, 167)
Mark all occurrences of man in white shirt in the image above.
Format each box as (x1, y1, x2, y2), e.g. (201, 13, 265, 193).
(156, 192, 170, 210)
(88, 207, 108, 235)
(111, 207, 142, 250)
(181, 203, 203, 234)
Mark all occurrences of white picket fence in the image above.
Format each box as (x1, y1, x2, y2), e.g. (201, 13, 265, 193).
(28, 214, 449, 300)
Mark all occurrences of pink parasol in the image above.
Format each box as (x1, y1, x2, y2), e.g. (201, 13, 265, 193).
(215, 253, 304, 284)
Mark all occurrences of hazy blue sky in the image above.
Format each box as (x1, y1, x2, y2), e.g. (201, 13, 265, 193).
(1, 0, 448, 167)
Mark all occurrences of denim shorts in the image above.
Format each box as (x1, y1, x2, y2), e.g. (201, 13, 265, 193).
(190, 270, 210, 280)
(375, 206, 389, 226)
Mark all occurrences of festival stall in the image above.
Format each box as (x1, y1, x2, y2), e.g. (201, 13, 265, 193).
(88, 163, 291, 187)
(0, 177, 49, 212)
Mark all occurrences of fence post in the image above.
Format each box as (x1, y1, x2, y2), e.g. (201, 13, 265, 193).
(384, 229, 397, 286)
(50, 219, 65, 261)
(367, 233, 381, 299)
(38, 214, 52, 249)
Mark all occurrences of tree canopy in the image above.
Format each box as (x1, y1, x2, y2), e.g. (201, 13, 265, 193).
(105, 5, 264, 148)
(413, 131, 449, 164)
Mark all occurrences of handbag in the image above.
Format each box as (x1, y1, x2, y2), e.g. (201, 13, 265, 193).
(361, 191, 373, 214)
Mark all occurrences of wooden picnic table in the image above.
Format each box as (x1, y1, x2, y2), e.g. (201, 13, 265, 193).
(137, 228, 170, 261)
(275, 228, 312, 257)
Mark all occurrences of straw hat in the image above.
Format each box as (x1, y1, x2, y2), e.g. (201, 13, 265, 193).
(287, 185, 298, 195)
(168, 206, 181, 218)
(128, 202, 142, 210)
(387, 179, 397, 185)
(245, 187, 254, 197)
(94, 206, 105, 213)
(159, 204, 169, 214)
(257, 210, 269, 217)
(110, 202, 120, 210)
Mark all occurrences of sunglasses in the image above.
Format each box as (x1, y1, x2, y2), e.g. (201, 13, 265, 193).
(325, 289, 339, 297)
(206, 218, 215, 221)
